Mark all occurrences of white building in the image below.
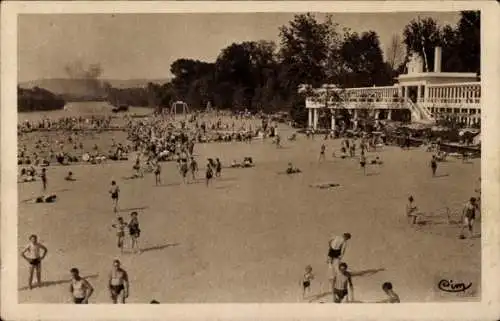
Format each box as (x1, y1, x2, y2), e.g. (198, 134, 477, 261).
(303, 47, 481, 130)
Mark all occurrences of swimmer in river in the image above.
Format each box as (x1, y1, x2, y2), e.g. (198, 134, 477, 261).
(21, 234, 48, 289)
(108, 259, 129, 304)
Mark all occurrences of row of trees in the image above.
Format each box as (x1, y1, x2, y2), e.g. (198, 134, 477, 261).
(139, 11, 479, 126)
(18, 86, 66, 112)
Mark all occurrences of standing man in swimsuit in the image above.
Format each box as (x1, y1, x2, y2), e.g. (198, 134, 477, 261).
(319, 144, 326, 163)
(460, 197, 479, 239)
(108, 259, 129, 304)
(40, 168, 47, 192)
(332, 262, 354, 303)
(69, 268, 94, 304)
(109, 181, 120, 214)
(21, 234, 48, 289)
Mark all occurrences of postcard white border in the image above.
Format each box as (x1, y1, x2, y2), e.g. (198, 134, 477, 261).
(2, 1, 499, 320)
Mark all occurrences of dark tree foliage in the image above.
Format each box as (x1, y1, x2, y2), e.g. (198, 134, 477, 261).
(402, 11, 480, 74)
(18, 86, 66, 112)
(68, 12, 479, 125)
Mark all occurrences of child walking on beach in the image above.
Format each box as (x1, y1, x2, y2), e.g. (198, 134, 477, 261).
(301, 265, 315, 299)
(112, 217, 127, 254)
(109, 181, 120, 213)
(406, 196, 418, 225)
(128, 212, 141, 253)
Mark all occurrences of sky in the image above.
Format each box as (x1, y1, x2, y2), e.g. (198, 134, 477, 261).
(18, 12, 460, 82)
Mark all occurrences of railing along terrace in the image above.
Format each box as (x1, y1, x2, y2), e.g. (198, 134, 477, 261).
(425, 82, 481, 105)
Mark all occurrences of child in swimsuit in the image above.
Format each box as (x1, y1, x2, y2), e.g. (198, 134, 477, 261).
(301, 265, 314, 298)
(128, 212, 141, 253)
(112, 217, 127, 254)
(109, 181, 120, 213)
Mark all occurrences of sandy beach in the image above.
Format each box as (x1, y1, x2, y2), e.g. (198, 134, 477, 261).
(17, 107, 480, 304)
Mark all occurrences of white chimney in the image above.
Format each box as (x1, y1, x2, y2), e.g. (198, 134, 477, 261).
(434, 47, 442, 73)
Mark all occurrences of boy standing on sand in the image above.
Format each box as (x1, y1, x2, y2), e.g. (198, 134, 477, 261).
(21, 234, 48, 289)
(301, 265, 315, 299)
(112, 217, 127, 254)
(332, 262, 354, 303)
(109, 181, 120, 213)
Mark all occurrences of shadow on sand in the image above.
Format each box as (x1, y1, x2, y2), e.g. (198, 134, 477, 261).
(365, 172, 380, 177)
(350, 268, 386, 277)
(434, 173, 450, 178)
(19, 274, 99, 291)
(140, 243, 180, 253)
(119, 206, 149, 212)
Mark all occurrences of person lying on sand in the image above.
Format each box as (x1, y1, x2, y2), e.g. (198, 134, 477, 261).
(285, 162, 301, 175)
(310, 182, 340, 189)
(22, 194, 57, 204)
(370, 156, 383, 165)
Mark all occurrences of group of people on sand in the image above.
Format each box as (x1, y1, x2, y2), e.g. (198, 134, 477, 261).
(405, 179, 481, 239)
(19, 109, 481, 304)
(18, 115, 113, 133)
(299, 233, 400, 303)
(21, 234, 129, 304)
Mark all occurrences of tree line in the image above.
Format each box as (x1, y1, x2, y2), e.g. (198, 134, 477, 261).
(143, 11, 479, 123)
(18, 11, 479, 120)
(18, 86, 66, 112)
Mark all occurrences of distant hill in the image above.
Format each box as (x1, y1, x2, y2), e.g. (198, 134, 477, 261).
(19, 78, 170, 96)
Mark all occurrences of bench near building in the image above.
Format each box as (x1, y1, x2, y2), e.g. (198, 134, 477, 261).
(301, 47, 481, 130)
